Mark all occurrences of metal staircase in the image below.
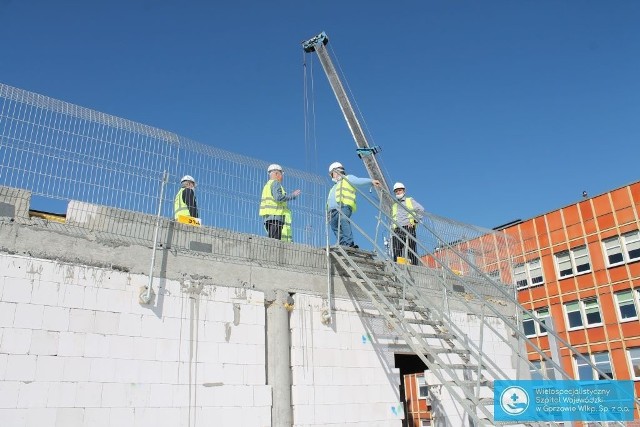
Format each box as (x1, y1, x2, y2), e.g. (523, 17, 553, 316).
(330, 245, 502, 426)
(325, 194, 635, 426)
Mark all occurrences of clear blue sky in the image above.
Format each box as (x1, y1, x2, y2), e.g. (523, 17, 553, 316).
(2, 0, 639, 229)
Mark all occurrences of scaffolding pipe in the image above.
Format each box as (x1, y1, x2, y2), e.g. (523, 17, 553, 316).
(141, 170, 168, 305)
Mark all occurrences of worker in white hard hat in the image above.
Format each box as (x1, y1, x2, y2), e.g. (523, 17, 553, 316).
(391, 182, 424, 265)
(259, 164, 301, 241)
(174, 175, 199, 221)
(327, 162, 381, 248)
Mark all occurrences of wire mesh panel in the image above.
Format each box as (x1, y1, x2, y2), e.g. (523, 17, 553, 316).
(0, 83, 327, 267)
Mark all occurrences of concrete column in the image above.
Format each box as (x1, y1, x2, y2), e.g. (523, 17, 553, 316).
(266, 289, 293, 427)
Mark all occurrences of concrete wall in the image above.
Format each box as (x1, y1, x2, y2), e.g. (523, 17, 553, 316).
(0, 252, 271, 427)
(0, 187, 522, 427)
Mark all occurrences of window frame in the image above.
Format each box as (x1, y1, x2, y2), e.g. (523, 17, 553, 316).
(603, 230, 640, 267)
(529, 359, 555, 380)
(554, 245, 591, 279)
(522, 307, 550, 337)
(564, 298, 603, 330)
(627, 347, 640, 380)
(574, 352, 613, 380)
(614, 289, 640, 322)
(514, 258, 545, 290)
(416, 375, 428, 399)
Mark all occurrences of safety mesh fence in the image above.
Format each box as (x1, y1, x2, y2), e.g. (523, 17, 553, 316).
(0, 83, 327, 271)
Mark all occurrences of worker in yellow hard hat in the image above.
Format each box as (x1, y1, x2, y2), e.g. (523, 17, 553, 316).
(259, 164, 301, 241)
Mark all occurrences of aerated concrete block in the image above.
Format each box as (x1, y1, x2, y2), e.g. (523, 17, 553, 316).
(0, 186, 30, 220)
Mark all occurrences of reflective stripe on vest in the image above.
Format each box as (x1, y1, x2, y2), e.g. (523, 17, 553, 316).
(334, 178, 357, 212)
(259, 180, 288, 217)
(174, 188, 190, 219)
(281, 210, 292, 242)
(392, 197, 417, 228)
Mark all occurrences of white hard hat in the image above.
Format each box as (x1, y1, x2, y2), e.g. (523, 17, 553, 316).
(267, 164, 283, 173)
(328, 161, 344, 173)
(393, 182, 406, 191)
(181, 175, 196, 184)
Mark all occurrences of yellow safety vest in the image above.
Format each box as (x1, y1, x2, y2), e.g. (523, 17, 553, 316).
(259, 180, 292, 241)
(281, 210, 292, 242)
(333, 178, 357, 212)
(174, 188, 190, 220)
(392, 197, 417, 228)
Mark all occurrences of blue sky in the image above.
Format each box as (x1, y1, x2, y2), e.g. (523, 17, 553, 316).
(1, 0, 639, 229)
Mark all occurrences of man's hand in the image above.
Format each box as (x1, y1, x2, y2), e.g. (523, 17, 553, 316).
(371, 180, 381, 187)
(292, 189, 301, 197)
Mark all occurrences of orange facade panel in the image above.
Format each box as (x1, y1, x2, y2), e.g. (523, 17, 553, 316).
(550, 228, 566, 246)
(628, 262, 640, 279)
(566, 223, 584, 241)
(611, 187, 633, 210)
(593, 194, 613, 216)
(563, 205, 581, 226)
(546, 211, 564, 231)
(579, 201, 595, 221)
(582, 218, 597, 235)
(609, 265, 631, 284)
(596, 212, 616, 232)
(620, 322, 640, 338)
(616, 207, 638, 227)
(630, 182, 640, 206)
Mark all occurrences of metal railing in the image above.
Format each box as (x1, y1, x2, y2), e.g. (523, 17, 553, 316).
(0, 82, 329, 270)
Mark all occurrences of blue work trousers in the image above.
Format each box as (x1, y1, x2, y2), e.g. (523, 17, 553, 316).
(330, 205, 354, 247)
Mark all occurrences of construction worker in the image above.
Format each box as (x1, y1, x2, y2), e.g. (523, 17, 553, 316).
(327, 162, 381, 248)
(174, 175, 199, 223)
(391, 182, 424, 265)
(259, 164, 301, 241)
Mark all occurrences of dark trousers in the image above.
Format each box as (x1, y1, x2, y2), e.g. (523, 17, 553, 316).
(265, 219, 284, 240)
(392, 225, 418, 265)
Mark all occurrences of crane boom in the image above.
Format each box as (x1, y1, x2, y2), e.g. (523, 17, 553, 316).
(303, 32, 391, 211)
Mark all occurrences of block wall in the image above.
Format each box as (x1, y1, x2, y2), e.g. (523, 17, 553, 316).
(0, 253, 271, 427)
(290, 293, 404, 427)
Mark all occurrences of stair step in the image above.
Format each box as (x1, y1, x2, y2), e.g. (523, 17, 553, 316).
(432, 347, 470, 355)
(444, 378, 492, 387)
(388, 315, 442, 326)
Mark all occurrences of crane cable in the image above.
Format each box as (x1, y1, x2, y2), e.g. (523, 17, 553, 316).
(302, 50, 319, 176)
(327, 43, 395, 187)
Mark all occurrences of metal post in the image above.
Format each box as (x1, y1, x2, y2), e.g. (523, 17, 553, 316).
(323, 207, 333, 325)
(266, 290, 293, 427)
(140, 170, 168, 305)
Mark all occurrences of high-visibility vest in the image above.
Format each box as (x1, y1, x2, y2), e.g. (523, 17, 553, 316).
(259, 180, 289, 217)
(333, 178, 357, 212)
(174, 188, 190, 220)
(281, 210, 292, 242)
(392, 197, 417, 228)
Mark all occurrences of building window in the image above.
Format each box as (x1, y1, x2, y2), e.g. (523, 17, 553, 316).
(530, 359, 555, 380)
(603, 231, 640, 267)
(603, 236, 624, 266)
(555, 245, 591, 279)
(602, 230, 640, 267)
(564, 298, 602, 330)
(575, 352, 613, 380)
(417, 375, 428, 399)
(615, 290, 639, 321)
(627, 348, 640, 380)
(522, 308, 549, 337)
(514, 258, 544, 289)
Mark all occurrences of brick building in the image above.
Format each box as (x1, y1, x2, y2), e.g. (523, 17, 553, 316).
(502, 180, 640, 419)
